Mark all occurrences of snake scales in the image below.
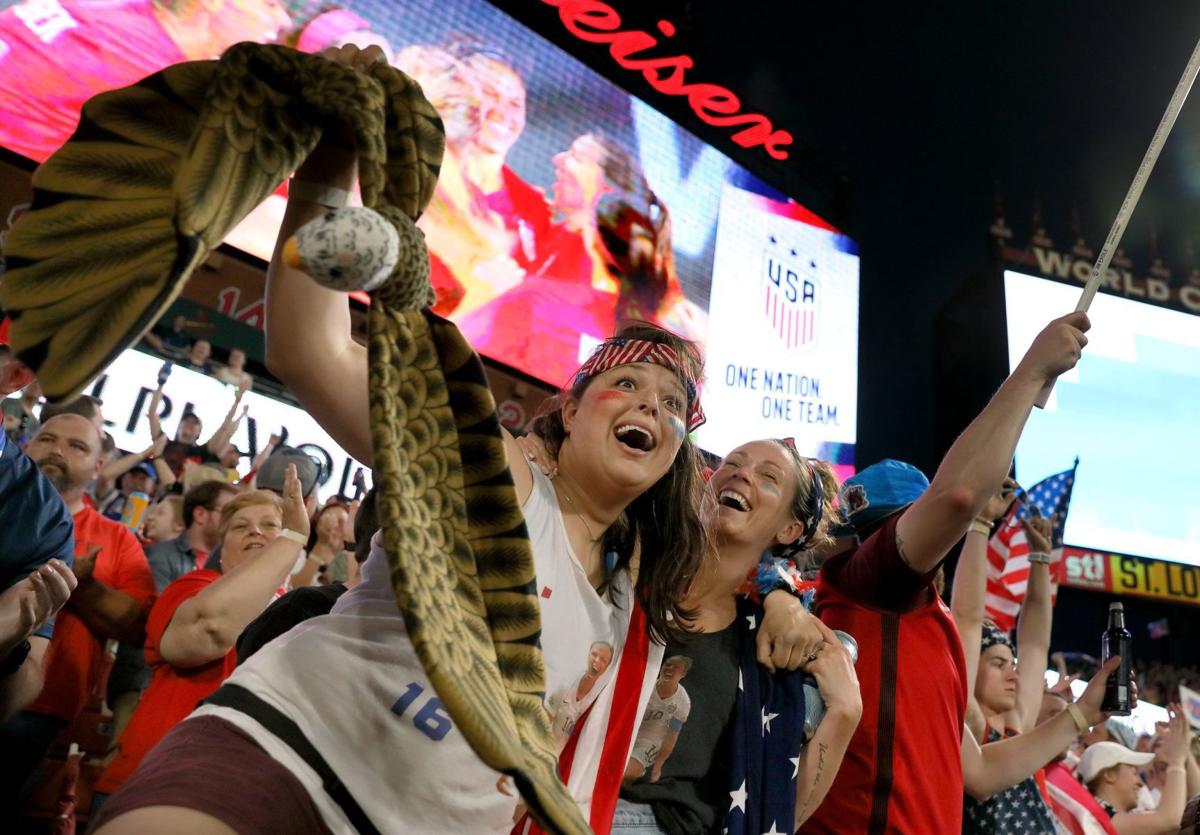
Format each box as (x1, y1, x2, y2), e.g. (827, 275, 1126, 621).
(0, 42, 588, 834)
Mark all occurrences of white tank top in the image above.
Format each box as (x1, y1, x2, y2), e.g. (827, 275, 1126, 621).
(194, 462, 644, 833)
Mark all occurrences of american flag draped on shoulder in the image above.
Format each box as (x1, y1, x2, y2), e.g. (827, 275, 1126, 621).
(984, 460, 1079, 632)
(727, 598, 806, 835)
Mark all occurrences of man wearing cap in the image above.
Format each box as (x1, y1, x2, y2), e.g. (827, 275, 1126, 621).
(99, 461, 160, 522)
(1080, 716, 1192, 834)
(149, 383, 247, 478)
(802, 312, 1099, 834)
(0, 322, 77, 722)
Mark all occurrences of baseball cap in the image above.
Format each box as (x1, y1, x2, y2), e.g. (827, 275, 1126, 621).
(1077, 740, 1155, 784)
(129, 461, 157, 480)
(256, 446, 320, 497)
(1103, 717, 1139, 750)
(837, 459, 930, 532)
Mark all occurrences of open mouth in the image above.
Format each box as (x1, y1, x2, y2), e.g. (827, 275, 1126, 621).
(718, 489, 751, 512)
(614, 423, 656, 452)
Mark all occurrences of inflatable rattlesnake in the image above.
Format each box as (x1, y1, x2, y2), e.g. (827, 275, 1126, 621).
(0, 42, 588, 834)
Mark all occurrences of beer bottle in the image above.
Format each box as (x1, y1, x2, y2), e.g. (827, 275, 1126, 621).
(1101, 602, 1132, 715)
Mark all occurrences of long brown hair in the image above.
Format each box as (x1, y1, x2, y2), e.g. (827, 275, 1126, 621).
(531, 322, 710, 645)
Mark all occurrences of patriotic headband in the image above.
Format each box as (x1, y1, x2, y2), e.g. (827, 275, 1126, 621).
(981, 622, 1013, 654)
(573, 338, 705, 431)
(782, 438, 825, 549)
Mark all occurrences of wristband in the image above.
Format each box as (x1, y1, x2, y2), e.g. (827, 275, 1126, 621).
(1066, 702, 1090, 733)
(289, 179, 350, 208)
(969, 520, 992, 537)
(279, 529, 308, 545)
(1027, 552, 1052, 565)
(1167, 765, 1187, 775)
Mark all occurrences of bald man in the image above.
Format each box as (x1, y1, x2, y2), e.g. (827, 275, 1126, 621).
(0, 414, 156, 803)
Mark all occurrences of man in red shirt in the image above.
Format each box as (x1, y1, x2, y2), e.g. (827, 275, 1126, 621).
(805, 312, 1095, 834)
(0, 414, 156, 801)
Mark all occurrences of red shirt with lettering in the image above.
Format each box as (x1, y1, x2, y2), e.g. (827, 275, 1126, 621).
(28, 507, 156, 722)
(803, 514, 967, 835)
(95, 569, 232, 793)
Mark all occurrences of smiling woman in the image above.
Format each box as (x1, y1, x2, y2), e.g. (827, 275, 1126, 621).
(93, 468, 310, 801)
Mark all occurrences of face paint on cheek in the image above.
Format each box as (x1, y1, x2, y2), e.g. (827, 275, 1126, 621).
(594, 390, 629, 402)
(667, 414, 686, 441)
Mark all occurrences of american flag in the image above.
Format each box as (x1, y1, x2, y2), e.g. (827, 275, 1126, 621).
(984, 461, 1079, 631)
(726, 599, 805, 835)
(1148, 618, 1170, 640)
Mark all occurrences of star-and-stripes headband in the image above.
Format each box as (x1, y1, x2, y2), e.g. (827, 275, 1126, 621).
(572, 338, 705, 431)
(981, 621, 1013, 653)
(782, 438, 825, 548)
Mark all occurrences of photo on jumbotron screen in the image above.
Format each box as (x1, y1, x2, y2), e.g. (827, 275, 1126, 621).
(1005, 271, 1200, 567)
(0, 0, 860, 472)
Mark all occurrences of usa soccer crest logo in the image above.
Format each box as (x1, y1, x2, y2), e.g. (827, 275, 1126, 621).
(761, 236, 818, 351)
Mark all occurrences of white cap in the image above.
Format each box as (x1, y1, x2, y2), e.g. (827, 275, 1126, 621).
(1077, 741, 1155, 784)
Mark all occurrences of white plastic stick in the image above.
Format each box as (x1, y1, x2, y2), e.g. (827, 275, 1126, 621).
(1035, 34, 1200, 408)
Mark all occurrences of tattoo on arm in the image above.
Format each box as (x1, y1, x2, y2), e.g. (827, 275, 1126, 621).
(796, 741, 830, 818)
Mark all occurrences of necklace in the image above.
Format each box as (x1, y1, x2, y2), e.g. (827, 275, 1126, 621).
(553, 479, 601, 544)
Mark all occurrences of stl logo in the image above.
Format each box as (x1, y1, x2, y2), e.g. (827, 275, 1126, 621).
(761, 235, 818, 351)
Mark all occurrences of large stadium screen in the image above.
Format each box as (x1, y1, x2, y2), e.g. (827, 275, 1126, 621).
(1005, 271, 1200, 566)
(90, 347, 366, 501)
(0, 0, 860, 468)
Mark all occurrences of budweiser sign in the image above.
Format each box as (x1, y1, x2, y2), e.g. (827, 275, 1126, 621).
(541, 0, 793, 160)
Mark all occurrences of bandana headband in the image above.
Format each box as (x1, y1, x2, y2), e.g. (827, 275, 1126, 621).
(981, 622, 1013, 654)
(572, 338, 705, 431)
(781, 438, 825, 549)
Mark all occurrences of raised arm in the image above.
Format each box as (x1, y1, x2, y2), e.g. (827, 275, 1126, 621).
(794, 617, 862, 828)
(263, 51, 378, 464)
(148, 386, 165, 440)
(204, 389, 247, 454)
(248, 433, 282, 479)
(1014, 512, 1054, 733)
(951, 480, 1017, 694)
(100, 434, 168, 483)
(896, 313, 1088, 574)
(963, 654, 1117, 801)
(158, 466, 309, 668)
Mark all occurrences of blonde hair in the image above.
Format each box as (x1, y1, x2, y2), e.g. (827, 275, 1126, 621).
(183, 463, 229, 493)
(217, 490, 284, 544)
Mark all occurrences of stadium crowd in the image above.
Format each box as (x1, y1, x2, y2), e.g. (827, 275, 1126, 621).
(4, 288, 1198, 835)
(1, 39, 1198, 835)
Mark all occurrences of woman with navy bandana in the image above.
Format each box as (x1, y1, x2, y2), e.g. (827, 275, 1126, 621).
(614, 440, 862, 835)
